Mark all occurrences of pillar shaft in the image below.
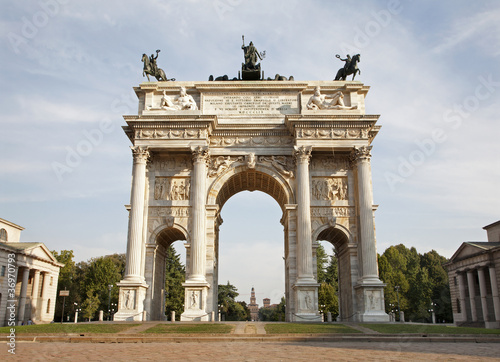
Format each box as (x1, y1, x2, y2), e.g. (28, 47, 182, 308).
(489, 266, 500, 321)
(124, 146, 149, 282)
(188, 146, 208, 283)
(457, 273, 467, 320)
(477, 268, 489, 322)
(40, 272, 50, 318)
(31, 270, 41, 320)
(351, 146, 379, 281)
(294, 146, 314, 282)
(466, 270, 478, 322)
(18, 267, 30, 322)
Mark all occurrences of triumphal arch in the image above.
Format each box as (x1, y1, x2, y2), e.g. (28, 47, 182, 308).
(113, 77, 389, 322)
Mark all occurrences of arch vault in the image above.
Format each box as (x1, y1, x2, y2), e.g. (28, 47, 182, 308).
(114, 80, 389, 322)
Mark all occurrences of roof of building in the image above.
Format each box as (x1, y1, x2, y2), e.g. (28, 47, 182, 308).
(0, 218, 25, 231)
(446, 241, 500, 265)
(483, 220, 500, 230)
(0, 241, 64, 267)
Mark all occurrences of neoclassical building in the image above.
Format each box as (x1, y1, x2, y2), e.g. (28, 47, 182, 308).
(0, 218, 63, 326)
(114, 80, 389, 323)
(446, 221, 500, 328)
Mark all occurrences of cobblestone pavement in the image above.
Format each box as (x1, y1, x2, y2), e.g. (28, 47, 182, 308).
(5, 341, 500, 361)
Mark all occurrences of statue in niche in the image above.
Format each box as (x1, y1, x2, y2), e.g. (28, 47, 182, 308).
(306, 86, 357, 110)
(159, 87, 198, 111)
(334, 53, 361, 81)
(141, 49, 175, 82)
(124, 290, 134, 309)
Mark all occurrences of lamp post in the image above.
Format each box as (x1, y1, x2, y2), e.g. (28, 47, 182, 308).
(107, 284, 113, 321)
(395, 286, 401, 322)
(428, 302, 436, 324)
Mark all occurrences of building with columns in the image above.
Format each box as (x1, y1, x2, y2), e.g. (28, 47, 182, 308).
(0, 218, 63, 326)
(114, 80, 389, 323)
(446, 221, 500, 328)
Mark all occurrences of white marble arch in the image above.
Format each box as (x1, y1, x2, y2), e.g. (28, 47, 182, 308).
(204, 163, 298, 320)
(144, 223, 189, 321)
(313, 223, 359, 321)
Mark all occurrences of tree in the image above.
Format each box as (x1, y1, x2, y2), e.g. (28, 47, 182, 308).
(52, 250, 78, 322)
(165, 245, 185, 320)
(316, 244, 339, 318)
(258, 297, 286, 321)
(218, 282, 247, 321)
(81, 289, 100, 321)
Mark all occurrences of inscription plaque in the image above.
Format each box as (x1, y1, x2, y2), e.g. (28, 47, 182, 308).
(202, 92, 299, 115)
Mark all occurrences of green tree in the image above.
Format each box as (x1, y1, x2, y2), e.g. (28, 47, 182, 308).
(316, 243, 329, 283)
(165, 245, 185, 321)
(317, 244, 339, 318)
(218, 282, 247, 321)
(258, 297, 286, 321)
(52, 250, 78, 322)
(81, 289, 100, 321)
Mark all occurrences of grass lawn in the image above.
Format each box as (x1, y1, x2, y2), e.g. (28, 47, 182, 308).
(143, 324, 234, 334)
(265, 323, 361, 334)
(361, 324, 500, 335)
(0, 323, 139, 334)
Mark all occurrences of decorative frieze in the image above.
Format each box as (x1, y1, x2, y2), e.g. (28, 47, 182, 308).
(149, 207, 191, 218)
(311, 177, 348, 201)
(311, 157, 350, 172)
(209, 136, 293, 147)
(136, 128, 208, 139)
(295, 128, 369, 139)
(311, 207, 355, 218)
(154, 177, 190, 200)
(149, 156, 191, 172)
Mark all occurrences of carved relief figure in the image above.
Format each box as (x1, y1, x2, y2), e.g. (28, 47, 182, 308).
(306, 86, 357, 110)
(154, 178, 190, 200)
(158, 87, 198, 111)
(312, 178, 348, 201)
(246, 153, 256, 169)
(190, 291, 198, 309)
(124, 290, 134, 310)
(259, 156, 294, 178)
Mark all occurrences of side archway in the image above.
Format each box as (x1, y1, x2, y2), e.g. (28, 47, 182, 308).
(314, 224, 358, 321)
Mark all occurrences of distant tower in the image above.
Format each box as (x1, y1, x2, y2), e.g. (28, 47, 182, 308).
(248, 287, 259, 321)
(263, 298, 270, 308)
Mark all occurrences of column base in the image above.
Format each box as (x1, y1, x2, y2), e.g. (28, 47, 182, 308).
(291, 282, 322, 322)
(354, 282, 390, 322)
(181, 282, 211, 321)
(485, 321, 500, 329)
(114, 281, 149, 321)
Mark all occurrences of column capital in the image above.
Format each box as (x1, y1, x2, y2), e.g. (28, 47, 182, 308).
(191, 146, 209, 164)
(294, 145, 312, 163)
(350, 146, 372, 164)
(131, 146, 150, 164)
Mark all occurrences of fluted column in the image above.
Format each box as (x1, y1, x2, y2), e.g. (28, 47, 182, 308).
(18, 267, 30, 323)
(188, 146, 208, 283)
(124, 146, 149, 282)
(294, 146, 315, 283)
(489, 266, 500, 322)
(351, 146, 379, 282)
(477, 267, 489, 323)
(466, 270, 478, 322)
(31, 270, 41, 320)
(40, 272, 50, 318)
(457, 273, 467, 320)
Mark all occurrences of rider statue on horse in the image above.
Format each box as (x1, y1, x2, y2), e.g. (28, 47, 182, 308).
(334, 53, 361, 81)
(141, 49, 175, 82)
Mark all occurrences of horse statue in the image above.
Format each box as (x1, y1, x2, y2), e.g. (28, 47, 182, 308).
(141, 51, 174, 82)
(334, 54, 361, 81)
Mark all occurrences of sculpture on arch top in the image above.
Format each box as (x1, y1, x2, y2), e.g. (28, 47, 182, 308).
(142, 49, 175, 82)
(306, 86, 357, 110)
(334, 53, 361, 81)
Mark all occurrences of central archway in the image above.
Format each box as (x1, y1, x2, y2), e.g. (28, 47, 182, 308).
(206, 165, 295, 320)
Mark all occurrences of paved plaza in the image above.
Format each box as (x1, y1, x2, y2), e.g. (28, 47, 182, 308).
(5, 340, 500, 361)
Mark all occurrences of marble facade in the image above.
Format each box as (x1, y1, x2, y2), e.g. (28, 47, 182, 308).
(114, 80, 389, 322)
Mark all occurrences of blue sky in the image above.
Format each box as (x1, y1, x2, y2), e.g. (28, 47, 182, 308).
(1, 0, 499, 305)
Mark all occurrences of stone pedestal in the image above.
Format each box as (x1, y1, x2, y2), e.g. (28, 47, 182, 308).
(114, 282, 149, 321)
(181, 283, 210, 321)
(292, 283, 322, 322)
(354, 283, 390, 322)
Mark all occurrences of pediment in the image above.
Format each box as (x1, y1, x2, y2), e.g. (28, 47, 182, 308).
(449, 242, 489, 263)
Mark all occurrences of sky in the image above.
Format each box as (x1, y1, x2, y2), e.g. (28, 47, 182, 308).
(1, 0, 499, 306)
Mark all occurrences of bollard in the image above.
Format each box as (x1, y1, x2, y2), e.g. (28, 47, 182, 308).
(142, 310, 147, 321)
(327, 312, 332, 322)
(74, 311, 78, 323)
(399, 311, 405, 323)
(99, 310, 104, 322)
(211, 311, 215, 322)
(171, 311, 175, 322)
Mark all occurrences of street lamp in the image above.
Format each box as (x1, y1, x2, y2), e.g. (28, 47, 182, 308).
(108, 284, 113, 321)
(428, 302, 436, 324)
(394, 286, 401, 322)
